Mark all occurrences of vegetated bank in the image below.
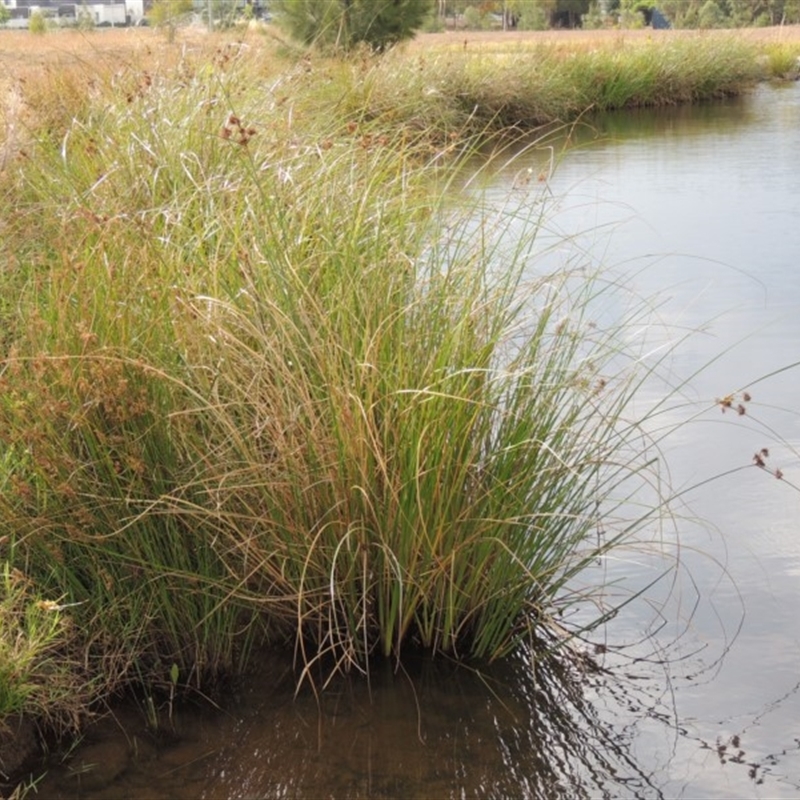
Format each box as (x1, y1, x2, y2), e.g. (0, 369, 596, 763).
(0, 24, 796, 786)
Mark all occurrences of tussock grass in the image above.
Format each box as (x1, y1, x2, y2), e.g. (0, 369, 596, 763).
(0, 24, 784, 732)
(762, 41, 800, 78)
(0, 562, 100, 733)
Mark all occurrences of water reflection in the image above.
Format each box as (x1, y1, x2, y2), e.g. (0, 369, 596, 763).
(572, 91, 761, 148)
(215, 649, 675, 799)
(36, 638, 797, 798)
(33, 645, 682, 799)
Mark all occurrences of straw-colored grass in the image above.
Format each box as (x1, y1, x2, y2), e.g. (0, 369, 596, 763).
(411, 24, 800, 51)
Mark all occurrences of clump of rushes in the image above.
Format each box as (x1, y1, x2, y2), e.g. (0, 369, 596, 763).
(0, 561, 98, 733)
(0, 27, 772, 714)
(762, 42, 800, 79)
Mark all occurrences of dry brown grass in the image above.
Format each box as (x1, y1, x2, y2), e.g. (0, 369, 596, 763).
(3, 23, 799, 71)
(0, 28, 225, 81)
(411, 25, 800, 51)
(0, 26, 260, 95)
(2, 24, 798, 88)
(0, 26, 278, 167)
(1, 22, 795, 167)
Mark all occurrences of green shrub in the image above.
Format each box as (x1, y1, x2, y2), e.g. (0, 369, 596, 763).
(763, 43, 800, 79)
(28, 10, 47, 34)
(273, 0, 431, 51)
(76, 4, 95, 31)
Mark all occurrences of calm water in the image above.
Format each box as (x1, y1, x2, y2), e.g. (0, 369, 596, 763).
(31, 83, 800, 799)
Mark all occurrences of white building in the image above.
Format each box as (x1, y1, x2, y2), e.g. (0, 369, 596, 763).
(2, 0, 147, 27)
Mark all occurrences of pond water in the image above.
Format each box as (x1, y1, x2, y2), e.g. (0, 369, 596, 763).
(29, 82, 800, 799)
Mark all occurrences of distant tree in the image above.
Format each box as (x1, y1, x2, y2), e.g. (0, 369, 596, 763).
(698, 0, 727, 26)
(148, 0, 192, 40)
(495, 0, 520, 29)
(657, 0, 797, 25)
(77, 3, 95, 30)
(766, 0, 791, 24)
(582, 0, 605, 28)
(274, 0, 433, 51)
(517, 0, 553, 28)
(431, 0, 465, 28)
(784, 0, 800, 22)
(659, 0, 702, 26)
(549, 0, 590, 27)
(619, 0, 655, 24)
(273, 0, 338, 45)
(725, 0, 755, 25)
(29, 9, 47, 33)
(724, 0, 787, 25)
(0, 3, 10, 27)
(462, 4, 489, 29)
(204, 0, 242, 29)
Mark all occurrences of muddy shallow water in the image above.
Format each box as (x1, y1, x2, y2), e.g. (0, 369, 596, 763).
(22, 81, 800, 799)
(31, 646, 683, 800)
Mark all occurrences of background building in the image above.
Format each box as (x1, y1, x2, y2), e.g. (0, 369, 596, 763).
(2, 0, 147, 27)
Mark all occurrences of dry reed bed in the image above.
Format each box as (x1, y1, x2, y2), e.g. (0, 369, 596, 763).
(2, 24, 799, 90)
(414, 24, 800, 49)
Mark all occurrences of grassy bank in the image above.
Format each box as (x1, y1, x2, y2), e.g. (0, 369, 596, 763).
(2, 26, 795, 145)
(0, 24, 793, 762)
